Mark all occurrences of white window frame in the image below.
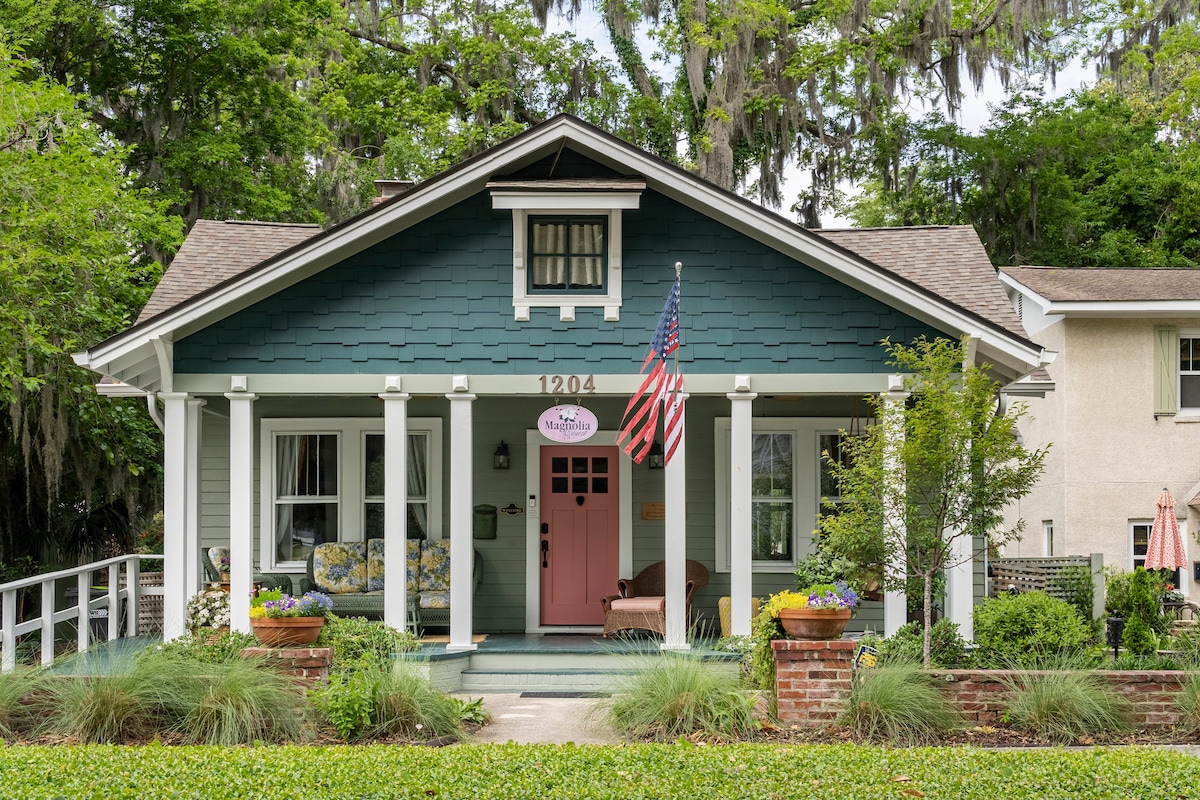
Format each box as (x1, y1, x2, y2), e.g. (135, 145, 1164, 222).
(491, 191, 640, 322)
(1043, 520, 1055, 557)
(1130, 518, 1152, 571)
(1181, 330, 1200, 413)
(260, 417, 443, 571)
(714, 417, 853, 573)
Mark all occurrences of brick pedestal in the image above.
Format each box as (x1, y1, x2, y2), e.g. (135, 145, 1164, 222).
(240, 646, 333, 684)
(772, 639, 856, 725)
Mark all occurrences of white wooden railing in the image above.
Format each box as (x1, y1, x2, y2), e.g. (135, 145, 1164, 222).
(0, 554, 165, 672)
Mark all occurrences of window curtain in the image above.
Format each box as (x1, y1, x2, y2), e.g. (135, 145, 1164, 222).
(407, 433, 428, 538)
(275, 435, 301, 561)
(532, 222, 567, 287)
(568, 222, 603, 288)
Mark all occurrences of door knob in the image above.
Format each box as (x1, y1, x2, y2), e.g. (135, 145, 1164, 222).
(576, 495, 585, 506)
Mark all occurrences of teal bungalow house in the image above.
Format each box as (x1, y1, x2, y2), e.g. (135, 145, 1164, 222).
(77, 116, 1050, 650)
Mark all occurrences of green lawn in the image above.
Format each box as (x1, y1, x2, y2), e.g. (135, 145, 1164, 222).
(3, 743, 1198, 799)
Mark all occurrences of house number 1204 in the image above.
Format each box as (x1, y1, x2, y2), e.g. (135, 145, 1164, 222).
(539, 374, 595, 394)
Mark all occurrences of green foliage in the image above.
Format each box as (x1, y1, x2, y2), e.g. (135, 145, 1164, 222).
(748, 608, 785, 691)
(839, 663, 963, 744)
(451, 695, 489, 726)
(368, 667, 464, 741)
(39, 661, 164, 743)
(152, 630, 260, 664)
(1120, 568, 1160, 657)
(607, 654, 758, 742)
(973, 591, 1092, 668)
(876, 620, 969, 669)
(0, 667, 45, 740)
(173, 656, 312, 745)
(1177, 672, 1200, 734)
(311, 669, 375, 740)
(820, 336, 1047, 667)
(1047, 565, 1095, 628)
(318, 615, 419, 674)
(1001, 670, 1133, 745)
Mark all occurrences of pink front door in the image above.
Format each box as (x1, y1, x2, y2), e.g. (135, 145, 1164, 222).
(539, 445, 620, 626)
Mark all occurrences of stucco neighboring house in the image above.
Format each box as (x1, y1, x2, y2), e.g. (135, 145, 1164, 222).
(74, 115, 1051, 649)
(999, 266, 1200, 600)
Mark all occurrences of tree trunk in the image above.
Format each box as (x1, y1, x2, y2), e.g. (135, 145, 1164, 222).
(923, 572, 934, 669)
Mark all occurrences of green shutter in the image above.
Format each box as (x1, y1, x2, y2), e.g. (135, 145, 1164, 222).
(1154, 327, 1178, 416)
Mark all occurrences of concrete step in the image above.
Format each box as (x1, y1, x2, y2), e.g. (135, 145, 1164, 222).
(459, 667, 637, 694)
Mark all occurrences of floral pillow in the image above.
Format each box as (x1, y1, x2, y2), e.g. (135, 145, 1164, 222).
(207, 547, 231, 577)
(420, 540, 451, 593)
(313, 542, 367, 594)
(366, 539, 386, 592)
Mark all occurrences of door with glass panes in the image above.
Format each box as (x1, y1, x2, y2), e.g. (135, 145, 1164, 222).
(539, 445, 619, 625)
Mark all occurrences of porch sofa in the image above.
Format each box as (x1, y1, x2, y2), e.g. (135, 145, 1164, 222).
(299, 539, 481, 629)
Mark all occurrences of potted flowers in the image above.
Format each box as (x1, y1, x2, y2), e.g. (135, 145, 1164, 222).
(248, 590, 334, 646)
(765, 582, 859, 640)
(186, 588, 230, 636)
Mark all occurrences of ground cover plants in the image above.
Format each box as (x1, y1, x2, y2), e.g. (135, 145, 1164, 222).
(3, 743, 1199, 799)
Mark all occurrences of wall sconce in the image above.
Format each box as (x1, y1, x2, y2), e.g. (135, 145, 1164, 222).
(647, 441, 665, 470)
(493, 440, 511, 470)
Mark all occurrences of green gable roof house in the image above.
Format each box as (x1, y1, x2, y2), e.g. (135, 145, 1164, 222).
(77, 115, 1051, 651)
(999, 266, 1200, 602)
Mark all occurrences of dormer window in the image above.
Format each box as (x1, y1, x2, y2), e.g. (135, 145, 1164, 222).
(530, 217, 607, 293)
(490, 178, 643, 322)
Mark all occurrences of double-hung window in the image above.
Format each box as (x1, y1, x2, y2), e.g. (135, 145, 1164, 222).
(715, 418, 854, 573)
(1130, 519, 1152, 570)
(262, 418, 442, 570)
(529, 217, 607, 293)
(1181, 335, 1200, 412)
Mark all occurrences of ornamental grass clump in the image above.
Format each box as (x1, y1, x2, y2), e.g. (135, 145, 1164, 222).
(312, 665, 465, 742)
(0, 667, 44, 740)
(174, 656, 313, 745)
(839, 662, 963, 745)
(1001, 668, 1132, 745)
(39, 656, 170, 743)
(606, 654, 758, 742)
(1177, 672, 1200, 734)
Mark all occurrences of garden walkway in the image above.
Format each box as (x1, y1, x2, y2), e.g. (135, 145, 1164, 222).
(463, 693, 619, 744)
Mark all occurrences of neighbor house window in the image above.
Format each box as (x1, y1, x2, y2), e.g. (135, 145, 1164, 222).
(1043, 520, 1055, 557)
(715, 418, 855, 573)
(1131, 519, 1152, 570)
(262, 419, 442, 570)
(1181, 336, 1200, 411)
(529, 217, 606, 292)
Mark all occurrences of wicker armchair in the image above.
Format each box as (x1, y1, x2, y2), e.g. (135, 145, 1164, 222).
(601, 559, 709, 637)
(201, 547, 293, 595)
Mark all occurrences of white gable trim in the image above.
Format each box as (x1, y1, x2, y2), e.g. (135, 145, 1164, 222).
(81, 116, 1046, 387)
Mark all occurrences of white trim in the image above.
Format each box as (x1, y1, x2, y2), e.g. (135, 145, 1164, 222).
(161, 392, 190, 641)
(258, 417, 443, 572)
(446, 394, 476, 651)
(83, 117, 1044, 390)
(1130, 518, 1153, 570)
(184, 398, 205, 599)
(727, 390, 757, 637)
(1043, 520, 1055, 557)
(225, 392, 257, 635)
(662, 399, 689, 650)
(380, 391, 411, 630)
(524, 429, 633, 634)
(1180, 329, 1200, 414)
(714, 417, 852, 573)
(491, 191, 641, 210)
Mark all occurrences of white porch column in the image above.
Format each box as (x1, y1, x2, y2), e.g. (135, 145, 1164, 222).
(160, 392, 190, 641)
(663, 394, 689, 650)
(184, 398, 205, 599)
(727, 378, 756, 637)
(446, 381, 476, 652)
(380, 378, 411, 631)
(945, 524, 974, 641)
(882, 376, 910, 637)
(225, 386, 257, 634)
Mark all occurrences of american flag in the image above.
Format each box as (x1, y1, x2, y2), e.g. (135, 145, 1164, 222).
(619, 272, 685, 464)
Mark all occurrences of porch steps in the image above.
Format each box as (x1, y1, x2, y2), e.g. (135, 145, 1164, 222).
(459, 666, 639, 693)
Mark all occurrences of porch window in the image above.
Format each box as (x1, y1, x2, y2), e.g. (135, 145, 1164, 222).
(529, 217, 606, 293)
(715, 417, 855, 573)
(261, 418, 443, 570)
(363, 432, 430, 540)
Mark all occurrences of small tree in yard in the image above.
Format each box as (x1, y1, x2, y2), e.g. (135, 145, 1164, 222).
(819, 337, 1047, 668)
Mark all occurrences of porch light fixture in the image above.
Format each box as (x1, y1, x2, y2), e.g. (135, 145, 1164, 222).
(493, 441, 511, 470)
(647, 441, 665, 470)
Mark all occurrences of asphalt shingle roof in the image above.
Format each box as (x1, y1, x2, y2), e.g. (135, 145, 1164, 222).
(1001, 266, 1200, 302)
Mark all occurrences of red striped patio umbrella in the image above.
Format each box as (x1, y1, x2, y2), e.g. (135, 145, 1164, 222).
(1145, 488, 1188, 571)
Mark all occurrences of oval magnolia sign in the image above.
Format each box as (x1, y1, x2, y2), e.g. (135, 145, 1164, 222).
(538, 404, 598, 443)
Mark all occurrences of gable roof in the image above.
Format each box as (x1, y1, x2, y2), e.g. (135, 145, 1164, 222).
(79, 114, 1049, 391)
(1001, 266, 1200, 317)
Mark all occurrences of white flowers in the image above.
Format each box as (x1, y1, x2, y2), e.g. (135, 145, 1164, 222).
(186, 588, 231, 630)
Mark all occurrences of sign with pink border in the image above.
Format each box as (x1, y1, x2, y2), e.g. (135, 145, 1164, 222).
(538, 404, 598, 443)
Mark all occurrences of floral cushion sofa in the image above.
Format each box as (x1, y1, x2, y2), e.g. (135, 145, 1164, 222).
(299, 539, 480, 628)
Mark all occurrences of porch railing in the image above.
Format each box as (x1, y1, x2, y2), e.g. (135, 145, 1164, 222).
(0, 554, 165, 672)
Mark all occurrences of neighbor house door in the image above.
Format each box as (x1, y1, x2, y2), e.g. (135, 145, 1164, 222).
(539, 445, 620, 625)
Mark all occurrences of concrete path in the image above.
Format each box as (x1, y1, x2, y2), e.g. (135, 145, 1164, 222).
(460, 693, 620, 745)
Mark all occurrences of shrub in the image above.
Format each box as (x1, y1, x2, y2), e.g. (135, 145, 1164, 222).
(174, 656, 312, 745)
(607, 654, 758, 742)
(839, 662, 962, 744)
(1001, 669, 1132, 745)
(1120, 568, 1159, 657)
(151, 629, 259, 664)
(748, 608, 784, 692)
(312, 665, 465, 742)
(876, 619, 969, 669)
(1047, 565, 1094, 631)
(312, 669, 376, 740)
(319, 615, 419, 673)
(1106, 568, 1170, 634)
(973, 591, 1091, 668)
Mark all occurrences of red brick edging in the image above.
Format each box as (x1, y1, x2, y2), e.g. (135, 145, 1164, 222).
(239, 646, 333, 684)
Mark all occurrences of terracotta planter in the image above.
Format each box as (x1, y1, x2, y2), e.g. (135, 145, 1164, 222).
(778, 607, 852, 639)
(250, 616, 325, 646)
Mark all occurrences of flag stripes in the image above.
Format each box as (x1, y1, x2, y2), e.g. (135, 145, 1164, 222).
(619, 272, 684, 464)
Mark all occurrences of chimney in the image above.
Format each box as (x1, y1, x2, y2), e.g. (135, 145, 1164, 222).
(373, 179, 415, 205)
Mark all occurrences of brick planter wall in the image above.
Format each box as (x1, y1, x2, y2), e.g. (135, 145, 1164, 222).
(772, 644, 1192, 728)
(772, 639, 856, 725)
(240, 646, 333, 685)
(929, 669, 1189, 727)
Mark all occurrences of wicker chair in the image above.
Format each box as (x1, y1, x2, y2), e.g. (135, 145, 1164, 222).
(201, 547, 293, 595)
(601, 559, 709, 637)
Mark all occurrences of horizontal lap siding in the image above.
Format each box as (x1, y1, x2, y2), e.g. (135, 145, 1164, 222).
(174, 191, 941, 375)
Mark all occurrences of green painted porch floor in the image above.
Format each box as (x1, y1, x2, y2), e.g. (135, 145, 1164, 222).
(48, 635, 163, 675)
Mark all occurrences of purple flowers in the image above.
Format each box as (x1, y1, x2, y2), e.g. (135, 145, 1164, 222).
(805, 581, 860, 609)
(254, 591, 334, 618)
